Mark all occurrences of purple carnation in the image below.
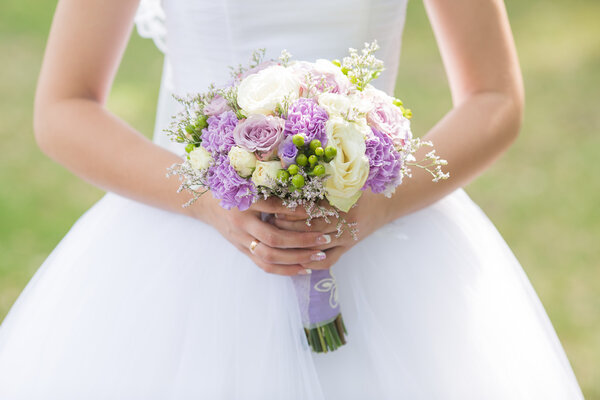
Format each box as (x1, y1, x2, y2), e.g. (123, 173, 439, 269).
(277, 136, 298, 168)
(363, 128, 402, 195)
(206, 155, 257, 211)
(201, 111, 238, 154)
(285, 98, 328, 146)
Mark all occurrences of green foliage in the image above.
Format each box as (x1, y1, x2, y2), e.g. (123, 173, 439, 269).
(0, 0, 598, 397)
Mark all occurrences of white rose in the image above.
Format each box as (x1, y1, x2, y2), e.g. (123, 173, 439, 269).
(228, 146, 257, 178)
(189, 146, 213, 170)
(237, 65, 300, 115)
(323, 116, 370, 212)
(317, 92, 352, 117)
(251, 161, 282, 189)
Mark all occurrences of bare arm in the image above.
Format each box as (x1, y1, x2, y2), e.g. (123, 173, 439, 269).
(34, 0, 325, 275)
(387, 0, 524, 218)
(275, 0, 525, 269)
(34, 0, 188, 214)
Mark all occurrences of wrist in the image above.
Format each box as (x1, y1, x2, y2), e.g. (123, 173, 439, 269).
(186, 192, 217, 226)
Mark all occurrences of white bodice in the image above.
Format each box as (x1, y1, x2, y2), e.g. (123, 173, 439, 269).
(137, 0, 408, 95)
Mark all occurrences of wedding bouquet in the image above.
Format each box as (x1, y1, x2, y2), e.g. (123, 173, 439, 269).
(167, 42, 448, 353)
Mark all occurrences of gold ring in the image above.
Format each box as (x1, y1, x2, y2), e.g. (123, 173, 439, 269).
(249, 239, 260, 254)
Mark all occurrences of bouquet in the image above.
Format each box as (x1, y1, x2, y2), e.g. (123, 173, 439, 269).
(167, 42, 448, 353)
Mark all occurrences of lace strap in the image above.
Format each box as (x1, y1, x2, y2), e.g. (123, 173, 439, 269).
(134, 0, 167, 53)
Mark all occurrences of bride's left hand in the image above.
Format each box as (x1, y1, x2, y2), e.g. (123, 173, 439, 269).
(267, 190, 392, 270)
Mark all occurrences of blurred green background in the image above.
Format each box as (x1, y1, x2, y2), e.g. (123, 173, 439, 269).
(0, 0, 598, 396)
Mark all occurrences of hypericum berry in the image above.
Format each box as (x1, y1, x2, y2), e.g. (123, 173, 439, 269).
(309, 139, 321, 151)
(296, 153, 308, 167)
(287, 164, 299, 175)
(308, 155, 318, 166)
(314, 147, 324, 156)
(291, 174, 305, 189)
(195, 115, 208, 130)
(313, 164, 326, 176)
(324, 146, 337, 159)
(277, 169, 290, 182)
(292, 134, 305, 147)
(185, 143, 195, 153)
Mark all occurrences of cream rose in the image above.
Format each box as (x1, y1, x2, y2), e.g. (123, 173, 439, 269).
(317, 92, 352, 117)
(189, 146, 213, 170)
(323, 116, 370, 212)
(251, 160, 282, 189)
(237, 65, 300, 115)
(228, 146, 257, 178)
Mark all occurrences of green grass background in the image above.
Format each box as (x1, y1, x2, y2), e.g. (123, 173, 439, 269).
(0, 0, 598, 396)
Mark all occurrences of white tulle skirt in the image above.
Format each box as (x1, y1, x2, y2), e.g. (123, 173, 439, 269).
(0, 188, 584, 399)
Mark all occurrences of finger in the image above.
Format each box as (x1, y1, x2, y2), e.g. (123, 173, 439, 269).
(245, 217, 331, 249)
(249, 197, 308, 219)
(300, 246, 346, 270)
(234, 242, 311, 277)
(252, 241, 327, 265)
(269, 215, 338, 234)
(275, 198, 337, 221)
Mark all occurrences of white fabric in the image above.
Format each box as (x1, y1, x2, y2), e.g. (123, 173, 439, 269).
(0, 0, 584, 398)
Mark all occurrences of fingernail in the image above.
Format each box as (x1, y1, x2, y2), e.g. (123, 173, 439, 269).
(298, 268, 312, 275)
(316, 234, 331, 245)
(311, 251, 326, 261)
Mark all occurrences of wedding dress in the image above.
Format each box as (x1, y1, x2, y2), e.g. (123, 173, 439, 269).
(0, 0, 585, 398)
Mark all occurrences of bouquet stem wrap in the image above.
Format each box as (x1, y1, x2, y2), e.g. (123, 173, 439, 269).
(291, 269, 347, 353)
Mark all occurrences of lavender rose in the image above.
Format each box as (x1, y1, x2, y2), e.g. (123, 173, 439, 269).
(203, 95, 232, 116)
(290, 60, 351, 95)
(206, 155, 257, 211)
(277, 136, 298, 168)
(233, 114, 285, 161)
(364, 89, 412, 148)
(363, 128, 402, 196)
(285, 98, 328, 146)
(201, 111, 238, 154)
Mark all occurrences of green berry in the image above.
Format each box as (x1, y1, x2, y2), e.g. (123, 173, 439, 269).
(296, 153, 308, 167)
(292, 134, 305, 147)
(309, 139, 321, 151)
(185, 143, 195, 153)
(392, 98, 403, 107)
(287, 164, 299, 175)
(331, 59, 341, 67)
(185, 124, 195, 135)
(341, 66, 349, 75)
(291, 174, 305, 189)
(277, 169, 290, 182)
(195, 115, 208, 130)
(324, 146, 337, 159)
(308, 155, 318, 165)
(314, 147, 324, 156)
(313, 164, 326, 176)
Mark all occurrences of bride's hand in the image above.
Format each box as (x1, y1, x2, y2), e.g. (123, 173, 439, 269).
(191, 195, 331, 276)
(268, 191, 391, 270)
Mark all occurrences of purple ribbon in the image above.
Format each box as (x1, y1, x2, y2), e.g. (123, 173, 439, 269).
(291, 269, 340, 329)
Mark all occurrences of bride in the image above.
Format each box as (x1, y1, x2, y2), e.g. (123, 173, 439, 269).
(0, 0, 585, 398)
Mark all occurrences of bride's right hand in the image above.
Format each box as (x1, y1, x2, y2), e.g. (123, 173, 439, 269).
(191, 196, 330, 276)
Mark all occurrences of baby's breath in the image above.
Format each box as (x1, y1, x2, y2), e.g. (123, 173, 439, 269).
(403, 138, 450, 182)
(341, 41, 385, 91)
